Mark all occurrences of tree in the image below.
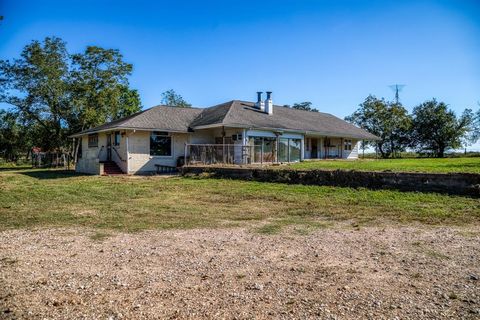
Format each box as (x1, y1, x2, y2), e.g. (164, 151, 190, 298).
(291, 101, 318, 112)
(465, 103, 480, 146)
(161, 89, 191, 108)
(0, 110, 22, 161)
(69, 46, 141, 134)
(0, 37, 71, 151)
(0, 37, 141, 157)
(410, 99, 473, 157)
(345, 95, 411, 158)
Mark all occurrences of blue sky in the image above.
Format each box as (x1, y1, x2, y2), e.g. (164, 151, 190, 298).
(1, 0, 479, 147)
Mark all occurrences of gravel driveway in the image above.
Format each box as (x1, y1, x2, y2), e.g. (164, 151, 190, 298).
(1, 226, 479, 319)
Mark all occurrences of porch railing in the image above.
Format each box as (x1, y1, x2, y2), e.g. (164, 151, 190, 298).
(185, 144, 273, 166)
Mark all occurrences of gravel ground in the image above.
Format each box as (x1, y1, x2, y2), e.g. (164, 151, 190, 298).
(1, 226, 479, 319)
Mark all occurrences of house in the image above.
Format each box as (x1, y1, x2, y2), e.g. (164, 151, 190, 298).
(70, 92, 379, 174)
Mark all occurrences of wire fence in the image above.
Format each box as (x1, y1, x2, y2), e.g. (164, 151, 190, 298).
(32, 152, 72, 169)
(185, 144, 275, 166)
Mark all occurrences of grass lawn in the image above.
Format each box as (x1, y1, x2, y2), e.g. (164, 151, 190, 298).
(285, 157, 480, 174)
(0, 169, 479, 234)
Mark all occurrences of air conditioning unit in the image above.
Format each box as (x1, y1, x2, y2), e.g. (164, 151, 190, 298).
(232, 134, 242, 141)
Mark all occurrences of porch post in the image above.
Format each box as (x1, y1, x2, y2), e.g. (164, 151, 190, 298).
(184, 143, 188, 166)
(341, 138, 344, 159)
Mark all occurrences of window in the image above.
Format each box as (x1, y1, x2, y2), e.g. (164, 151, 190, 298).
(289, 139, 301, 162)
(114, 131, 121, 146)
(344, 139, 352, 151)
(88, 134, 98, 148)
(251, 137, 276, 162)
(278, 138, 289, 162)
(150, 131, 172, 156)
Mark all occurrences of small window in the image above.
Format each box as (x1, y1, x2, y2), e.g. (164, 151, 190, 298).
(344, 139, 352, 151)
(150, 131, 172, 156)
(114, 131, 121, 146)
(88, 134, 98, 148)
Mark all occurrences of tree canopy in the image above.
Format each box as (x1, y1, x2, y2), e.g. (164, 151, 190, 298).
(345, 95, 411, 158)
(410, 99, 473, 157)
(291, 101, 318, 112)
(0, 37, 141, 154)
(160, 89, 191, 108)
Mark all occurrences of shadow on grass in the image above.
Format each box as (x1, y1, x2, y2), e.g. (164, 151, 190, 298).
(0, 166, 33, 171)
(19, 169, 89, 180)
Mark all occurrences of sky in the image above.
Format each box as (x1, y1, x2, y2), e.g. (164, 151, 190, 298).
(1, 0, 480, 148)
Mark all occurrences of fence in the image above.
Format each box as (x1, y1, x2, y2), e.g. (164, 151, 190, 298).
(185, 144, 275, 166)
(32, 152, 71, 169)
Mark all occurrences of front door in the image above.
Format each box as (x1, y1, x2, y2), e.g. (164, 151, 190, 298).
(106, 134, 112, 161)
(311, 139, 318, 159)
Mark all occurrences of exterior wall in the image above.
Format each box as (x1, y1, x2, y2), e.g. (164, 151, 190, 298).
(75, 133, 108, 174)
(189, 129, 215, 144)
(304, 137, 360, 160)
(111, 131, 128, 173)
(344, 140, 359, 159)
(127, 131, 188, 173)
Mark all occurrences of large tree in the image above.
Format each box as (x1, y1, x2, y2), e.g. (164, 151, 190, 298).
(161, 89, 191, 108)
(410, 99, 473, 157)
(0, 37, 141, 155)
(0, 37, 71, 151)
(345, 95, 411, 158)
(69, 46, 141, 134)
(0, 110, 23, 161)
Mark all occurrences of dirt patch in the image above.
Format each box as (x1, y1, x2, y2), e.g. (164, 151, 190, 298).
(0, 226, 479, 319)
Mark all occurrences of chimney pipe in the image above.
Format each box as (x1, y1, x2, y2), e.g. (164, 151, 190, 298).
(265, 91, 273, 115)
(255, 91, 265, 111)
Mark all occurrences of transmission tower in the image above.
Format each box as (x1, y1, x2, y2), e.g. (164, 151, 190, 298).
(389, 84, 405, 104)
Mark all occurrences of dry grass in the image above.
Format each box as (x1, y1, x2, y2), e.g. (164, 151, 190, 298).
(0, 169, 479, 233)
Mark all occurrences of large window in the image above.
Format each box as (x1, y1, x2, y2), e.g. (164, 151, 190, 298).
(278, 138, 289, 162)
(250, 136, 302, 163)
(150, 131, 172, 156)
(88, 134, 98, 148)
(289, 139, 301, 162)
(251, 137, 276, 162)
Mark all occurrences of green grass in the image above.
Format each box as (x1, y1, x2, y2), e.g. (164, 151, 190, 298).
(285, 157, 480, 174)
(0, 169, 479, 233)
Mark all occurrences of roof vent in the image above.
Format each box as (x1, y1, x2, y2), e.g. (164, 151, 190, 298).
(265, 91, 273, 115)
(255, 91, 265, 111)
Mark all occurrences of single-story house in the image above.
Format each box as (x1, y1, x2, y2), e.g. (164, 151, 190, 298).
(70, 92, 379, 174)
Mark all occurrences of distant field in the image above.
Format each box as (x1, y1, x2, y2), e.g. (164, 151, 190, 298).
(286, 157, 480, 174)
(0, 169, 479, 234)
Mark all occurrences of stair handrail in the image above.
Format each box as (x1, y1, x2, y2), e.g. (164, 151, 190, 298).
(112, 147, 126, 162)
(97, 146, 104, 159)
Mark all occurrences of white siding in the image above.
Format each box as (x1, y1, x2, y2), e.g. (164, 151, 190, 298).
(128, 131, 188, 173)
(75, 133, 108, 174)
(344, 140, 359, 159)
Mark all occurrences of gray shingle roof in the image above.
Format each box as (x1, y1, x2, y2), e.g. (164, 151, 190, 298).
(71, 100, 379, 140)
(70, 105, 202, 137)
